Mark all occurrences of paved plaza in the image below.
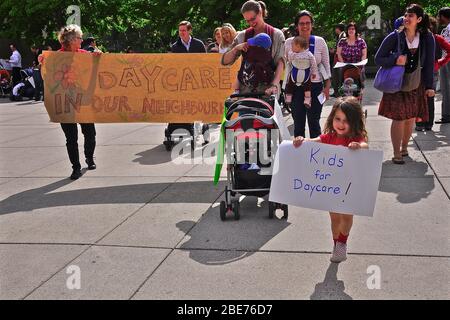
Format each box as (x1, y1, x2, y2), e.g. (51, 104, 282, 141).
(0, 80, 449, 300)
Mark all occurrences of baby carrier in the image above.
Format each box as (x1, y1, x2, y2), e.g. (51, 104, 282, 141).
(284, 35, 316, 88)
(237, 25, 276, 89)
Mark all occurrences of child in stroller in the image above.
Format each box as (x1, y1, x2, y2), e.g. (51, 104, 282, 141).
(338, 65, 363, 101)
(338, 65, 367, 119)
(219, 92, 288, 221)
(9, 68, 35, 101)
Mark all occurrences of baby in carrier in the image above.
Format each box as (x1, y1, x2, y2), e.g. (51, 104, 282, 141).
(233, 32, 275, 94)
(284, 36, 318, 108)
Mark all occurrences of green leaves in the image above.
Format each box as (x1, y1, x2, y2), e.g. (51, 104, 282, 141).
(1, 0, 448, 52)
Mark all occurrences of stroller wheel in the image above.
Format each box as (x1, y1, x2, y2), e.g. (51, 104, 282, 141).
(202, 124, 210, 144)
(268, 201, 275, 219)
(163, 141, 173, 151)
(232, 199, 240, 220)
(284, 103, 291, 114)
(220, 201, 227, 221)
(282, 205, 288, 219)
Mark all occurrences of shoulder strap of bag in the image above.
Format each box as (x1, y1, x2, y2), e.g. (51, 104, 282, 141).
(244, 27, 255, 42)
(396, 31, 401, 54)
(265, 24, 275, 48)
(309, 35, 316, 55)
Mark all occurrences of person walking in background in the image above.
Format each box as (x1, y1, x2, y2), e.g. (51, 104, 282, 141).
(83, 37, 101, 53)
(286, 10, 331, 139)
(416, 15, 450, 131)
(171, 21, 206, 53)
(336, 22, 367, 90)
(435, 7, 450, 124)
(219, 23, 237, 53)
(375, 4, 435, 165)
(8, 43, 22, 86)
(331, 23, 346, 97)
(208, 27, 222, 53)
(293, 97, 369, 263)
(167, 21, 207, 148)
(30, 45, 44, 101)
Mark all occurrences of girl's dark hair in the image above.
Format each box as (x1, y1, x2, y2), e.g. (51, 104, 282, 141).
(405, 3, 430, 34)
(241, 1, 268, 19)
(323, 97, 368, 140)
(345, 21, 360, 38)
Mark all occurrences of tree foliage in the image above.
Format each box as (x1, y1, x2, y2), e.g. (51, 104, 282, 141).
(1, 0, 448, 52)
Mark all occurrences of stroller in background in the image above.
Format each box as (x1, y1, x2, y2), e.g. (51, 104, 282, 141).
(338, 65, 367, 119)
(9, 68, 36, 101)
(220, 92, 288, 221)
(163, 122, 210, 151)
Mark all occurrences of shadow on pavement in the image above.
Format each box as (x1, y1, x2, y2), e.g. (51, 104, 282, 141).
(0, 178, 224, 215)
(310, 262, 353, 300)
(133, 145, 174, 165)
(379, 160, 434, 203)
(133, 142, 218, 166)
(176, 197, 291, 265)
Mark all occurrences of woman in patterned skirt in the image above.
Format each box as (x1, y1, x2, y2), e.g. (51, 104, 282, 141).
(375, 4, 435, 164)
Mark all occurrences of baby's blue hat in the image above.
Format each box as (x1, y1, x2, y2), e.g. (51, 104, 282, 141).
(247, 33, 272, 49)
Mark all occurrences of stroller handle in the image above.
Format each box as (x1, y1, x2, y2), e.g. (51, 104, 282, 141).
(229, 92, 268, 99)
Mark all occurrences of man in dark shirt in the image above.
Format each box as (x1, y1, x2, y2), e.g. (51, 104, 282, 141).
(165, 21, 207, 150)
(171, 21, 206, 53)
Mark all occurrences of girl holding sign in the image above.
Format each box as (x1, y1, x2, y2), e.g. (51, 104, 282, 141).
(293, 97, 368, 263)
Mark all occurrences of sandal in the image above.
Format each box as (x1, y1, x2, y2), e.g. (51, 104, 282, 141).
(401, 150, 409, 157)
(392, 156, 405, 165)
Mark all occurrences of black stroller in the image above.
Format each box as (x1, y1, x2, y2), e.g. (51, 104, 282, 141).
(9, 68, 35, 101)
(163, 123, 210, 151)
(219, 92, 288, 221)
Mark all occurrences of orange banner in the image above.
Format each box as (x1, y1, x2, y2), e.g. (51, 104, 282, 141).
(42, 52, 240, 123)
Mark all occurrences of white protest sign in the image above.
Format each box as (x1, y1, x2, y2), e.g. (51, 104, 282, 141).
(269, 141, 383, 217)
(273, 99, 290, 140)
(334, 59, 368, 69)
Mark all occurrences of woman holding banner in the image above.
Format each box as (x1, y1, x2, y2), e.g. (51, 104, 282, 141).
(53, 25, 99, 180)
(286, 10, 332, 139)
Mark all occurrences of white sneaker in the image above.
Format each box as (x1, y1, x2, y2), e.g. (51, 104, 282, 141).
(330, 242, 347, 263)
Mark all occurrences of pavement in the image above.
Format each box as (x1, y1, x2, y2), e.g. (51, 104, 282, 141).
(0, 79, 449, 300)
